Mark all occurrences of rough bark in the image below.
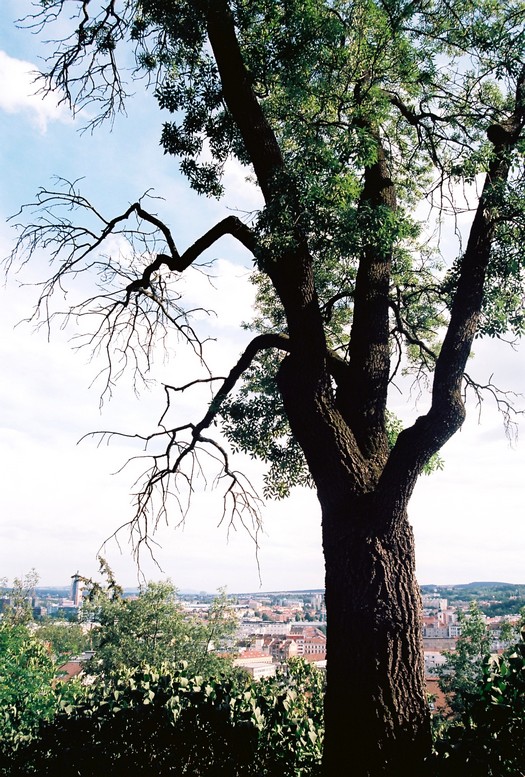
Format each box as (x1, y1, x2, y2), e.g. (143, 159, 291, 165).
(343, 136, 396, 460)
(277, 352, 430, 775)
(321, 497, 430, 777)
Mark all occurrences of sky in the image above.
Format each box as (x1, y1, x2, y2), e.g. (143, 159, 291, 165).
(0, 1, 524, 593)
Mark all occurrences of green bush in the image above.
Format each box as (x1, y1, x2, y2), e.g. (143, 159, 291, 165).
(0, 624, 59, 750)
(431, 628, 525, 776)
(4, 658, 323, 777)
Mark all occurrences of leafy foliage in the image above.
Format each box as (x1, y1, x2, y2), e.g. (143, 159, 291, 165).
(0, 572, 39, 626)
(482, 599, 525, 617)
(80, 562, 236, 678)
(6, 659, 324, 777)
(35, 623, 91, 665)
(437, 602, 492, 717)
(221, 353, 312, 499)
(0, 624, 61, 754)
(432, 629, 525, 776)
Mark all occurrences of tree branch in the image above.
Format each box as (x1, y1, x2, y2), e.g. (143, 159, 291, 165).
(342, 128, 396, 458)
(124, 215, 257, 300)
(379, 65, 525, 511)
(322, 290, 354, 323)
(26, 0, 135, 129)
(163, 333, 291, 441)
(205, 1, 284, 200)
(464, 372, 523, 442)
(7, 182, 260, 399)
(86, 332, 292, 558)
(389, 299, 438, 364)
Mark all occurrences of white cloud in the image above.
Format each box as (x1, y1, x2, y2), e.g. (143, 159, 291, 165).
(181, 258, 256, 329)
(0, 50, 71, 131)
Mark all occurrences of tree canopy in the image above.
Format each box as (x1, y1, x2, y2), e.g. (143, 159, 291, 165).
(8, 0, 525, 773)
(9, 0, 525, 514)
(79, 561, 237, 677)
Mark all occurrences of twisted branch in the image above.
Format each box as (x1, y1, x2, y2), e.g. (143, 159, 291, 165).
(6, 181, 258, 398)
(464, 372, 523, 442)
(82, 332, 292, 561)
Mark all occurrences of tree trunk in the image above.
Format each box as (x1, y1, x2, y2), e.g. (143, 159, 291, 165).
(277, 356, 431, 774)
(321, 496, 431, 777)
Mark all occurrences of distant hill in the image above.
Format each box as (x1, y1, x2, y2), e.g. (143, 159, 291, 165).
(454, 582, 519, 589)
(420, 582, 525, 616)
(421, 582, 524, 594)
(34, 581, 524, 603)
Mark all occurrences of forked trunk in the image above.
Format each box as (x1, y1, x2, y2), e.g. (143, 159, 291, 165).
(321, 498, 431, 776)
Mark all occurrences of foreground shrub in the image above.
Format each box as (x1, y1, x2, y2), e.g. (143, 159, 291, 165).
(430, 629, 525, 776)
(0, 624, 60, 751)
(4, 658, 323, 777)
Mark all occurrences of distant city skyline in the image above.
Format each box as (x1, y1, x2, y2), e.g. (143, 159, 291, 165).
(27, 579, 525, 595)
(1, 0, 524, 592)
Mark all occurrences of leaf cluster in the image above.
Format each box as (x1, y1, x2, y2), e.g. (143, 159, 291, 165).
(5, 658, 324, 777)
(386, 411, 444, 474)
(436, 602, 492, 718)
(80, 564, 236, 678)
(0, 624, 61, 754)
(35, 623, 91, 665)
(220, 353, 312, 499)
(135, 0, 246, 197)
(432, 627, 525, 776)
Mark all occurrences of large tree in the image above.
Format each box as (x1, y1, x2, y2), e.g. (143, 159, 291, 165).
(8, 0, 525, 773)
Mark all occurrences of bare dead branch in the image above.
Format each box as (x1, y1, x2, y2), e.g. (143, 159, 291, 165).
(79, 332, 291, 566)
(191, 333, 290, 435)
(124, 215, 257, 300)
(6, 181, 259, 400)
(464, 372, 523, 442)
(23, 0, 136, 129)
(165, 377, 228, 393)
